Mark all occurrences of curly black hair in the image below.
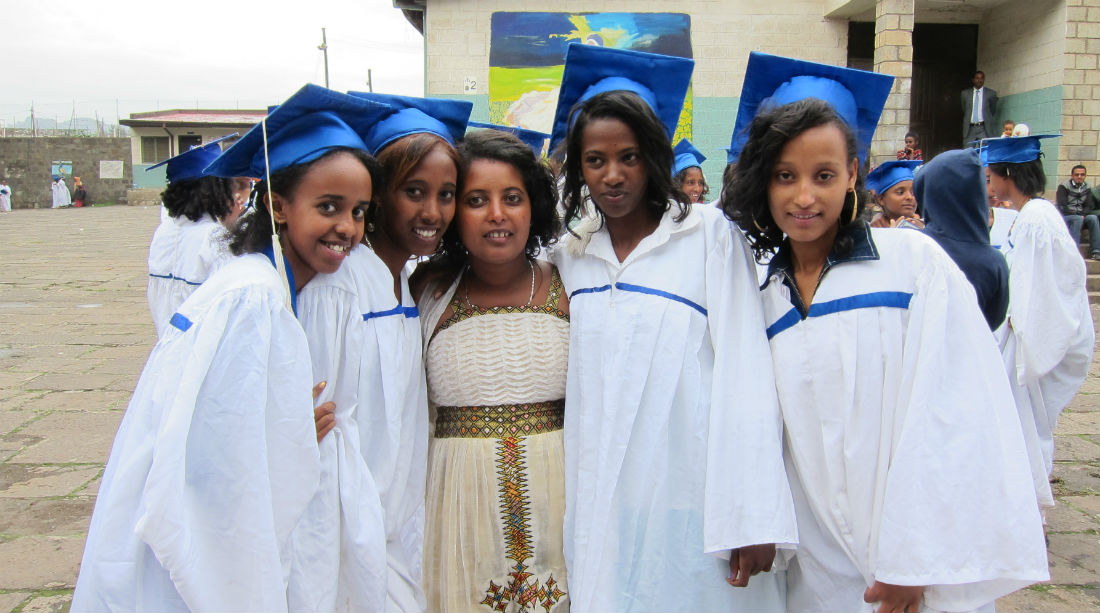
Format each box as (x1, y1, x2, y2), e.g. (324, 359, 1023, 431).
(559, 90, 689, 234)
(161, 175, 235, 222)
(720, 98, 868, 262)
(437, 129, 560, 267)
(987, 159, 1046, 200)
(228, 147, 381, 256)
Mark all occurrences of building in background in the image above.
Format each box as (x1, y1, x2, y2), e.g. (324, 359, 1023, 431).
(393, 0, 1098, 192)
(120, 110, 265, 188)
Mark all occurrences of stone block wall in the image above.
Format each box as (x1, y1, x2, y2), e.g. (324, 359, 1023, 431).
(1059, 0, 1099, 180)
(0, 138, 132, 209)
(871, 0, 914, 166)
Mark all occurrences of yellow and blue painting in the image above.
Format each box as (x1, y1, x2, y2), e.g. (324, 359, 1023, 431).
(489, 12, 693, 142)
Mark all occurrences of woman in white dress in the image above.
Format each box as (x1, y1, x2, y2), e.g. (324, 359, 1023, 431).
(51, 175, 71, 208)
(72, 84, 389, 612)
(416, 128, 569, 612)
(984, 135, 1094, 511)
(548, 44, 797, 613)
(721, 52, 1048, 613)
(145, 134, 250, 338)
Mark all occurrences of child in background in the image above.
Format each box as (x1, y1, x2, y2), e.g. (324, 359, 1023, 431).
(673, 138, 710, 203)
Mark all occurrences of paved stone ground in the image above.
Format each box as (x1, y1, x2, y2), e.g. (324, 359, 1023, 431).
(0, 206, 1096, 612)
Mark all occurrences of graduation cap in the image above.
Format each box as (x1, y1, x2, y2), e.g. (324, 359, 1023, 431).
(728, 52, 894, 165)
(672, 139, 706, 176)
(146, 133, 239, 183)
(349, 92, 472, 154)
(467, 121, 549, 157)
(979, 134, 1059, 165)
(204, 84, 392, 179)
(548, 43, 694, 154)
(866, 160, 922, 194)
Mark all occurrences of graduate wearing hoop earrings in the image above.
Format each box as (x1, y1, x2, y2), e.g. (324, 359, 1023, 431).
(296, 92, 471, 612)
(721, 53, 1048, 613)
(550, 43, 796, 613)
(72, 84, 394, 612)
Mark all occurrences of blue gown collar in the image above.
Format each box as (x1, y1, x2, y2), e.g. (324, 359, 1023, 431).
(261, 244, 299, 317)
(764, 221, 879, 289)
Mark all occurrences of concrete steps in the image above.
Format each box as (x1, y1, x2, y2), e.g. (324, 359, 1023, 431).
(1088, 258, 1100, 305)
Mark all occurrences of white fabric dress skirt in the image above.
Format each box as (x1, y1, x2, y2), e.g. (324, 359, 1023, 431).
(419, 267, 571, 613)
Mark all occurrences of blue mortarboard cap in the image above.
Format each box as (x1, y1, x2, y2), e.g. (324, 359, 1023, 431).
(349, 92, 472, 153)
(204, 84, 393, 178)
(866, 160, 922, 194)
(979, 134, 1060, 165)
(51, 175, 60, 181)
(467, 121, 549, 157)
(672, 139, 706, 175)
(729, 52, 894, 165)
(549, 43, 694, 154)
(146, 133, 239, 183)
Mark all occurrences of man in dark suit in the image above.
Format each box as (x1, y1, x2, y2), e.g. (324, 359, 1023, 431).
(961, 70, 998, 146)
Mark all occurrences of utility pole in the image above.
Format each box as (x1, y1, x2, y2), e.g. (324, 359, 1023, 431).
(366, 69, 373, 92)
(318, 28, 330, 88)
(30, 102, 37, 137)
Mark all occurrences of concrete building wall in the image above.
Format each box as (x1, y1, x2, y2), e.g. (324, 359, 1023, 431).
(423, 0, 851, 194)
(127, 128, 244, 189)
(0, 138, 132, 209)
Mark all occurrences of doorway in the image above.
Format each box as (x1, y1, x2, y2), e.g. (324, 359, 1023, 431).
(848, 22, 979, 160)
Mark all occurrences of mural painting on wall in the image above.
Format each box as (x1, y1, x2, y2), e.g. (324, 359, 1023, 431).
(51, 161, 73, 178)
(489, 12, 693, 148)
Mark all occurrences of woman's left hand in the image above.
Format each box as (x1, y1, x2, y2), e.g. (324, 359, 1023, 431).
(863, 581, 924, 613)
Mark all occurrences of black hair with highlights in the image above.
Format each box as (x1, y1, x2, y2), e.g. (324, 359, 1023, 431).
(720, 98, 867, 262)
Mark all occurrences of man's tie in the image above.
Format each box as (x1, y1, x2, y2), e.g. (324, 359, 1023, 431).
(971, 89, 982, 123)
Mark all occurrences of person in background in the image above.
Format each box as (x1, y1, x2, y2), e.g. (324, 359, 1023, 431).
(724, 52, 1047, 613)
(1012, 122, 1031, 137)
(1002, 119, 1016, 137)
(551, 43, 796, 613)
(51, 175, 71, 208)
(145, 134, 247, 338)
(962, 70, 998, 146)
(866, 160, 923, 228)
(1056, 164, 1100, 260)
(985, 134, 1095, 517)
(916, 148, 1008, 330)
(894, 131, 921, 160)
(72, 177, 88, 207)
(0, 179, 11, 212)
(673, 138, 710, 203)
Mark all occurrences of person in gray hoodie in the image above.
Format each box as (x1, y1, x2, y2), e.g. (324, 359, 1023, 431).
(915, 148, 1009, 330)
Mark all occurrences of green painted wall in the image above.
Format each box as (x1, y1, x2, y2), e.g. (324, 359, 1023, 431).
(134, 163, 167, 189)
(997, 85, 1063, 182)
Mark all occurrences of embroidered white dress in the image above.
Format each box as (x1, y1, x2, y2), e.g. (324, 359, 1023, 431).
(71, 253, 323, 612)
(997, 198, 1094, 508)
(300, 246, 429, 612)
(147, 211, 231, 338)
(760, 226, 1048, 613)
(551, 204, 796, 613)
(418, 267, 571, 613)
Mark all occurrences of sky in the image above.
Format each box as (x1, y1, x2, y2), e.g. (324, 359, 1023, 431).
(0, 0, 425, 128)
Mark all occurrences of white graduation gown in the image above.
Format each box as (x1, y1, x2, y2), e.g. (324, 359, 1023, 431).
(301, 247, 429, 612)
(0, 184, 11, 211)
(147, 211, 231, 338)
(52, 179, 71, 208)
(71, 253, 323, 612)
(996, 198, 1094, 508)
(761, 227, 1048, 613)
(551, 204, 797, 613)
(293, 246, 390, 613)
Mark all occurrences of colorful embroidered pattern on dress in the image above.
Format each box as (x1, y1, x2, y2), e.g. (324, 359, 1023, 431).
(480, 436, 567, 612)
(433, 268, 568, 341)
(435, 400, 565, 439)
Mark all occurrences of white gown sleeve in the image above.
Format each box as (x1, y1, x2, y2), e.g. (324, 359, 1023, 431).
(703, 223, 798, 556)
(136, 289, 321, 612)
(874, 251, 1048, 611)
(1006, 218, 1090, 383)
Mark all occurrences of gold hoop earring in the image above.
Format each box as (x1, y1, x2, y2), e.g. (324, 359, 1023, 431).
(848, 190, 859, 224)
(752, 216, 766, 232)
(366, 221, 375, 233)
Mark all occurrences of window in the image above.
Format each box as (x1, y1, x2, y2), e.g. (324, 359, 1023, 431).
(141, 136, 170, 164)
(178, 135, 202, 152)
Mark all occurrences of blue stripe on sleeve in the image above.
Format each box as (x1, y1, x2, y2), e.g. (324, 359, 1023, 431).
(169, 312, 193, 332)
